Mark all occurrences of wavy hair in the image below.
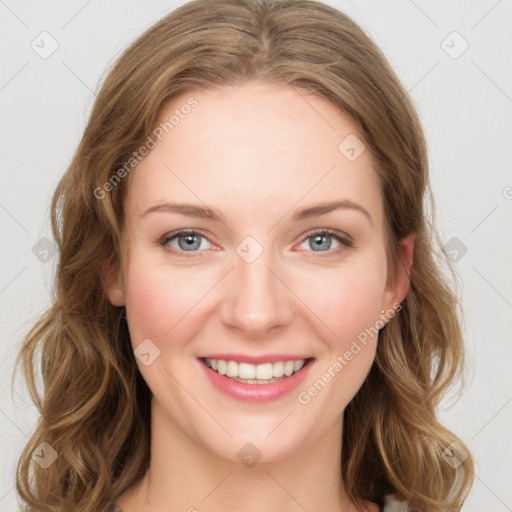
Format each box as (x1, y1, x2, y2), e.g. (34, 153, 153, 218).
(14, 0, 474, 510)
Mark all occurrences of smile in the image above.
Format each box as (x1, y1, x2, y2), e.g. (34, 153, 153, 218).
(202, 357, 309, 383)
(198, 356, 314, 402)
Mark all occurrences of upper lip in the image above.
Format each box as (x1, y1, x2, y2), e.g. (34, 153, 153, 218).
(198, 354, 313, 365)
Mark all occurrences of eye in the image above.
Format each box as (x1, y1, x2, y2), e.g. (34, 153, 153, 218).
(159, 229, 215, 257)
(158, 228, 353, 258)
(297, 229, 353, 255)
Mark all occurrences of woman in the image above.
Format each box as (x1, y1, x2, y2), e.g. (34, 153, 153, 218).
(14, 1, 474, 511)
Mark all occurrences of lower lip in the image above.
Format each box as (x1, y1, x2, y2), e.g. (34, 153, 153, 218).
(199, 359, 314, 403)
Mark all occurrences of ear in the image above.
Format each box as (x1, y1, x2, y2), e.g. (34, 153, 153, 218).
(103, 261, 125, 307)
(381, 233, 416, 312)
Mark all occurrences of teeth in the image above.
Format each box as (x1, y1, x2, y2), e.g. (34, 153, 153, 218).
(255, 363, 273, 380)
(284, 361, 294, 376)
(217, 359, 227, 375)
(273, 361, 284, 378)
(293, 360, 304, 372)
(204, 358, 308, 379)
(239, 362, 256, 379)
(226, 361, 238, 377)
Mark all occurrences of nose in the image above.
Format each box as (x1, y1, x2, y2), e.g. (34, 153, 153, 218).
(219, 245, 294, 339)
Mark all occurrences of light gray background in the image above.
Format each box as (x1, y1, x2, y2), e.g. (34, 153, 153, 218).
(1, 1, 511, 510)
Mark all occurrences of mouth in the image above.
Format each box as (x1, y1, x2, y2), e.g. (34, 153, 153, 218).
(200, 356, 314, 384)
(198, 356, 315, 402)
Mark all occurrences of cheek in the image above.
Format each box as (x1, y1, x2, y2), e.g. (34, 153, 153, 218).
(292, 256, 388, 346)
(122, 254, 213, 347)
(293, 256, 388, 414)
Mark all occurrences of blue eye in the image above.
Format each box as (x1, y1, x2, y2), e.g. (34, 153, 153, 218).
(159, 230, 213, 257)
(158, 228, 353, 258)
(299, 229, 353, 255)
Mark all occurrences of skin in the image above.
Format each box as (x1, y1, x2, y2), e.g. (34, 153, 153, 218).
(107, 81, 414, 512)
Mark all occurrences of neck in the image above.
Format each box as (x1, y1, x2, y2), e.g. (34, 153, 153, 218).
(119, 397, 375, 512)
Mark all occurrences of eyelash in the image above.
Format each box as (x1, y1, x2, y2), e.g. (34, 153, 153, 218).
(158, 228, 354, 259)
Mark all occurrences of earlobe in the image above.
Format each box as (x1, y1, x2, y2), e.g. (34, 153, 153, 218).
(103, 263, 125, 307)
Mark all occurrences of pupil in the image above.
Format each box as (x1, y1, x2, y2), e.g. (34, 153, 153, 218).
(312, 234, 331, 251)
(179, 234, 201, 251)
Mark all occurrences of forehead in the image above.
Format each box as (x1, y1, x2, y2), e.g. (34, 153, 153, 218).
(126, 81, 382, 226)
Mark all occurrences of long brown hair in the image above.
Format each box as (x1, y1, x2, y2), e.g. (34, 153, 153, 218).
(14, 1, 474, 510)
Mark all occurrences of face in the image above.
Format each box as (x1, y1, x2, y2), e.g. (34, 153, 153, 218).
(107, 81, 413, 464)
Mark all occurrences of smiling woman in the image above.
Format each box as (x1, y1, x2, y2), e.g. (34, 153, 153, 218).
(14, 1, 474, 511)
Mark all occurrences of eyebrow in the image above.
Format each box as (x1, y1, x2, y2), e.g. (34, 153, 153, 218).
(141, 200, 372, 225)
(141, 202, 226, 221)
(290, 200, 372, 225)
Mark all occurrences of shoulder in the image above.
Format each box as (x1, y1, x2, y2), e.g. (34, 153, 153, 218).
(382, 494, 410, 512)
